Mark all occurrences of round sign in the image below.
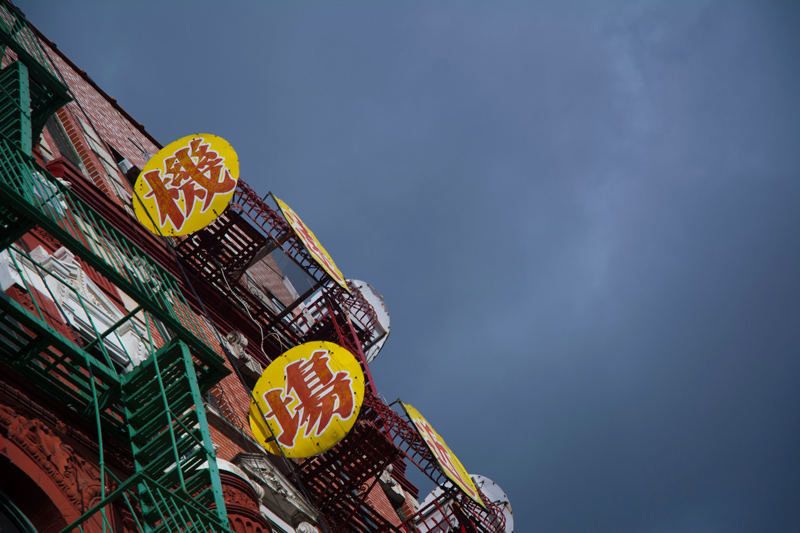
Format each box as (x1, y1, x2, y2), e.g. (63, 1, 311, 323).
(133, 134, 239, 236)
(249, 341, 365, 458)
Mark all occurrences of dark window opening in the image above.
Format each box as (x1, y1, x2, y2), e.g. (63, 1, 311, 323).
(107, 144, 141, 186)
(44, 115, 84, 172)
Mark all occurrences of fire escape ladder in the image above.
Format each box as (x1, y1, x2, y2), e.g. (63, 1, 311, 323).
(121, 339, 230, 532)
(324, 289, 378, 396)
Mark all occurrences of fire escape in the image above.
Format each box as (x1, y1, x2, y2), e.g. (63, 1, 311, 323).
(170, 158, 507, 533)
(173, 179, 383, 388)
(0, 6, 508, 532)
(0, 4, 233, 531)
(151, 71, 506, 533)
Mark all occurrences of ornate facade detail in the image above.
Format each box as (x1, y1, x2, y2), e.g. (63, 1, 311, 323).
(379, 464, 407, 505)
(219, 470, 273, 533)
(1, 243, 150, 368)
(295, 522, 320, 533)
(0, 405, 107, 512)
(30, 226, 63, 253)
(225, 330, 262, 380)
(232, 453, 320, 526)
(222, 484, 259, 511)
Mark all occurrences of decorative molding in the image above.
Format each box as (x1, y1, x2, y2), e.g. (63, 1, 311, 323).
(219, 470, 273, 533)
(225, 330, 262, 380)
(223, 484, 258, 511)
(30, 226, 63, 254)
(0, 381, 135, 474)
(232, 452, 319, 525)
(0, 404, 110, 512)
(220, 470, 260, 512)
(1, 244, 149, 368)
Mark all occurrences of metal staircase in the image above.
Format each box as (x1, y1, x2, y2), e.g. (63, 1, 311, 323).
(0, 3, 234, 531)
(122, 340, 227, 532)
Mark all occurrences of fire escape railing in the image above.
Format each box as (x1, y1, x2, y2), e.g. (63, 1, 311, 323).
(361, 393, 507, 533)
(173, 178, 381, 364)
(0, 5, 234, 530)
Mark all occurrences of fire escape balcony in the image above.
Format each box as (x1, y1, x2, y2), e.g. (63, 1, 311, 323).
(173, 179, 382, 375)
(0, 145, 233, 533)
(0, 1, 70, 149)
(271, 390, 505, 533)
(360, 393, 507, 533)
(0, 7, 233, 529)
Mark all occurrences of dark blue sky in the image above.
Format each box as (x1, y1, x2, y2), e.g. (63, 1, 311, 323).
(19, 2, 800, 531)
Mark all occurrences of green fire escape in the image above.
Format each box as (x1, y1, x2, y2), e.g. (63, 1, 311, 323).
(0, 3, 234, 532)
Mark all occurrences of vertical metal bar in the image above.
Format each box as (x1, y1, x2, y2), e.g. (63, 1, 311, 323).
(149, 344, 187, 492)
(6, 246, 45, 322)
(82, 356, 107, 533)
(177, 341, 229, 528)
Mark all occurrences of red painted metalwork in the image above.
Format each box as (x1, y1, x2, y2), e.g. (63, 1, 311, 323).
(338, 282, 378, 333)
(360, 393, 506, 533)
(321, 289, 378, 396)
(172, 179, 381, 368)
(296, 419, 401, 532)
(60, 154, 496, 531)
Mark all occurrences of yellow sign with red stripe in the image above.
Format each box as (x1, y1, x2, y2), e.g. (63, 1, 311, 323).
(133, 134, 239, 236)
(403, 403, 486, 508)
(250, 341, 365, 458)
(274, 196, 350, 293)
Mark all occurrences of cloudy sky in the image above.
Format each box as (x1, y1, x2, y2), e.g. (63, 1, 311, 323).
(18, 1, 800, 531)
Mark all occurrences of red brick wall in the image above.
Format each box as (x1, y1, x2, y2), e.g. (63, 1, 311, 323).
(5, 284, 76, 344)
(398, 492, 418, 523)
(360, 479, 403, 528)
(246, 256, 297, 308)
(42, 43, 161, 171)
(208, 424, 243, 462)
(54, 106, 113, 198)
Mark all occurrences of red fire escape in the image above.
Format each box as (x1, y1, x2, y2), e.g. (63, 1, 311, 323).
(168, 180, 505, 532)
(173, 181, 379, 375)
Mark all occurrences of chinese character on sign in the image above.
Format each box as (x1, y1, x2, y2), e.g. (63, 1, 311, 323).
(274, 197, 350, 293)
(283, 209, 337, 273)
(141, 137, 237, 232)
(409, 409, 483, 505)
(261, 349, 355, 448)
(417, 419, 464, 483)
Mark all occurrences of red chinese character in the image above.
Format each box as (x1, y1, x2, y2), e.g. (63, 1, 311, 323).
(284, 209, 341, 281)
(142, 138, 236, 231)
(261, 350, 355, 448)
(417, 419, 480, 501)
(418, 420, 461, 481)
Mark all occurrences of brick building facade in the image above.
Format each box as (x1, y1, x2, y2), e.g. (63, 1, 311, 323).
(0, 2, 508, 532)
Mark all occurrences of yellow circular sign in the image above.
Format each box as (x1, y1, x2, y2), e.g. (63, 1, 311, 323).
(249, 341, 365, 458)
(133, 134, 239, 236)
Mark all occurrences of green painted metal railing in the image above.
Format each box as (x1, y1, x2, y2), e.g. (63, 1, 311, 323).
(60, 341, 231, 533)
(0, 9, 234, 529)
(0, 145, 233, 531)
(0, 244, 129, 436)
(0, 0, 70, 141)
(0, 1, 59, 79)
(0, 136, 227, 388)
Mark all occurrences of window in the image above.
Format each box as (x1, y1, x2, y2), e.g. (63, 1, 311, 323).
(44, 115, 85, 173)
